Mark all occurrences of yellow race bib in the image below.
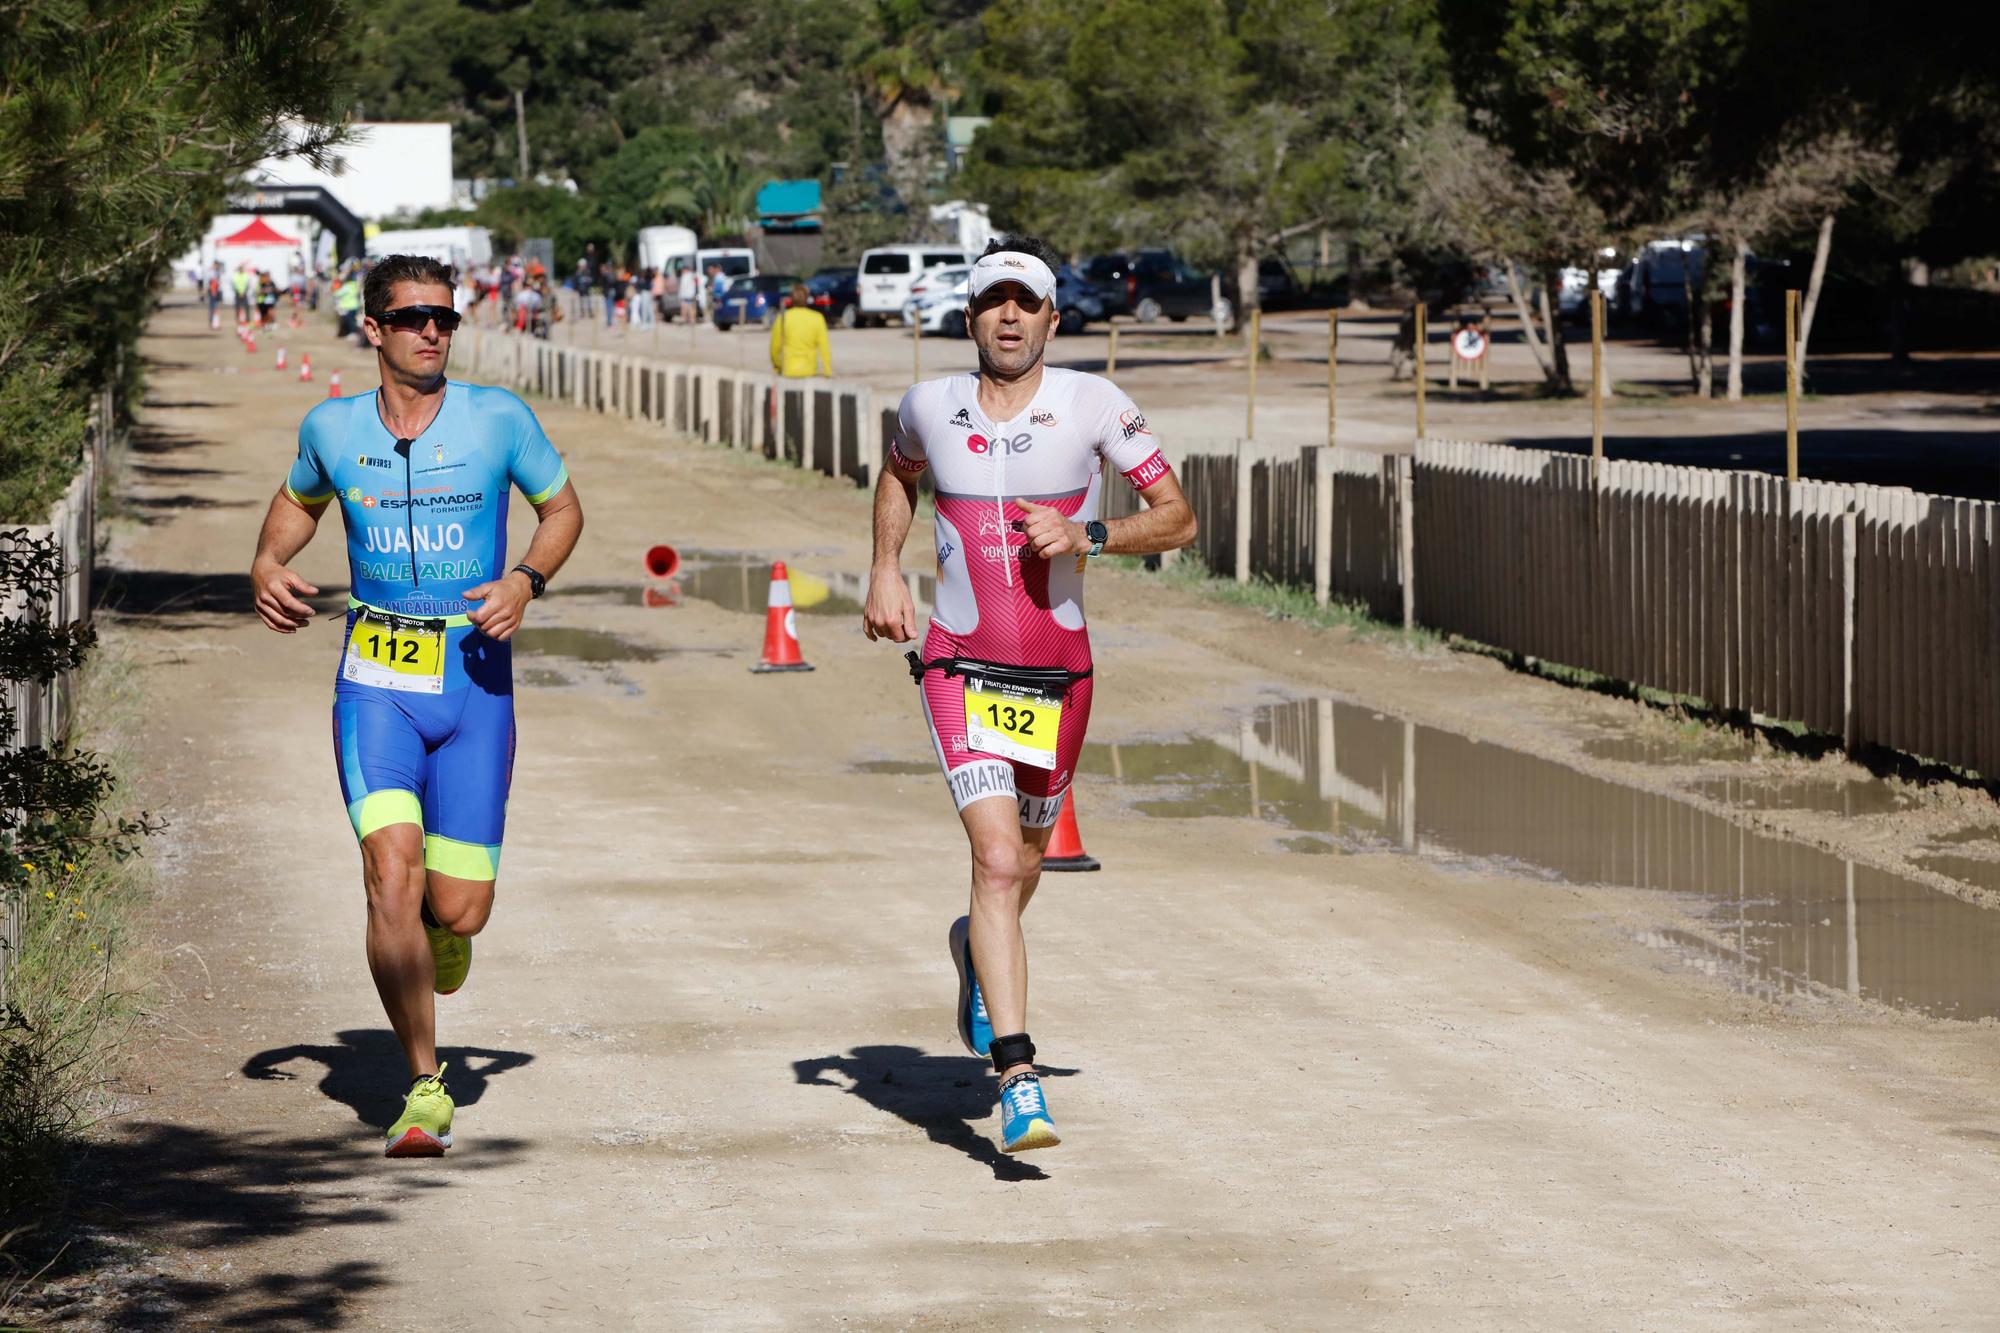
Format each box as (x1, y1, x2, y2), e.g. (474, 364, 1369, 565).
(964, 678, 1062, 770)
(343, 609, 446, 694)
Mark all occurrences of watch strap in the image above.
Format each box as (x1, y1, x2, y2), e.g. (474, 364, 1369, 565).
(512, 563, 547, 598)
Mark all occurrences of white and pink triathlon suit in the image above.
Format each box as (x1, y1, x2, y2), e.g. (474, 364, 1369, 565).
(892, 367, 1172, 826)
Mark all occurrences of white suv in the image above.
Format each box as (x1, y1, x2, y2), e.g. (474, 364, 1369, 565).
(858, 244, 971, 325)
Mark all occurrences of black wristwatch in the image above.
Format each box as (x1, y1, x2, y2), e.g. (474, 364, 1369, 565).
(512, 563, 547, 598)
(1084, 520, 1109, 558)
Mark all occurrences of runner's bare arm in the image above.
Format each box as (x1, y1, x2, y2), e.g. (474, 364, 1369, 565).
(251, 487, 327, 633)
(864, 457, 922, 643)
(1016, 471, 1197, 559)
(464, 480, 584, 642)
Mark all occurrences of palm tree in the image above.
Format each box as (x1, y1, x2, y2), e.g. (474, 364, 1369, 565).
(651, 149, 758, 239)
(856, 15, 960, 214)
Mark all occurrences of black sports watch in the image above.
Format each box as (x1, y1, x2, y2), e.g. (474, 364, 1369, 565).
(512, 563, 547, 598)
(1084, 520, 1109, 558)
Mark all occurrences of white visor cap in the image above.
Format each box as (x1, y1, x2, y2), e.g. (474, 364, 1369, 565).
(968, 251, 1057, 302)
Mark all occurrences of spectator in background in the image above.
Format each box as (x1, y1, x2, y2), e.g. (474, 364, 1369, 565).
(256, 270, 279, 327)
(334, 266, 362, 337)
(602, 264, 626, 329)
(206, 260, 224, 324)
(769, 282, 831, 379)
(232, 263, 253, 323)
(706, 262, 729, 318)
(677, 264, 698, 323)
(649, 266, 669, 326)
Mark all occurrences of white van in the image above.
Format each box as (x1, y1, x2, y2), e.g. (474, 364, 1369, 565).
(858, 244, 971, 324)
(637, 225, 697, 275)
(367, 225, 494, 274)
(696, 247, 757, 280)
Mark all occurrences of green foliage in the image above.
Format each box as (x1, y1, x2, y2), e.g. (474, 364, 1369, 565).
(590, 125, 702, 242)
(965, 0, 1443, 303)
(652, 148, 759, 241)
(0, 0, 356, 522)
(473, 185, 602, 268)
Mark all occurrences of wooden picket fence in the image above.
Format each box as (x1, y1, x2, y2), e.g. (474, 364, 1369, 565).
(2, 414, 102, 1011)
(1161, 435, 1998, 780)
(456, 327, 879, 488)
(458, 323, 1998, 781)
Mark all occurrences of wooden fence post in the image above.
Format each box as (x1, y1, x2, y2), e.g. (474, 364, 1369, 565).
(1838, 508, 1858, 750)
(1246, 308, 1260, 442)
(1313, 446, 1334, 607)
(1326, 310, 1337, 447)
(1591, 291, 1605, 481)
(1397, 453, 1416, 630)
(1234, 443, 1253, 584)
(1414, 305, 1427, 442)
(1785, 289, 1801, 481)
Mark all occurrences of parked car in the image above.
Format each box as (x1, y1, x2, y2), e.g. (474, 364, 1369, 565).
(858, 244, 971, 325)
(713, 274, 799, 330)
(1055, 265, 1109, 334)
(902, 265, 973, 336)
(806, 267, 859, 327)
(1080, 249, 1228, 324)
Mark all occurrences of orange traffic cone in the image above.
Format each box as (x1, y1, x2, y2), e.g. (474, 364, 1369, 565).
(1042, 792, 1100, 872)
(327, 369, 342, 399)
(275, 346, 288, 371)
(751, 561, 814, 673)
(209, 310, 221, 330)
(298, 353, 313, 382)
(244, 328, 257, 354)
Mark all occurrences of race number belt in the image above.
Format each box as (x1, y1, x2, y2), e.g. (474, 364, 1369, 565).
(906, 653, 1091, 771)
(343, 606, 447, 694)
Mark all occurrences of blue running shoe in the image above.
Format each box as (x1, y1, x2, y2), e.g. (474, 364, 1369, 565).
(948, 915, 993, 1058)
(998, 1071, 1060, 1153)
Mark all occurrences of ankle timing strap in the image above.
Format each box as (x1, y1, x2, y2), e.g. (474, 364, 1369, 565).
(990, 1032, 1035, 1072)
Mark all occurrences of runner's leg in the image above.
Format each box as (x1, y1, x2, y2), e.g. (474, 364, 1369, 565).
(961, 796, 1034, 1069)
(359, 821, 441, 1078)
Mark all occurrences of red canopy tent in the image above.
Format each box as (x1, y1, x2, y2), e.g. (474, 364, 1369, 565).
(217, 218, 299, 247)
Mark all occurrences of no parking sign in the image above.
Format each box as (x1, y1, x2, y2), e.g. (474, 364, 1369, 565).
(1452, 323, 1488, 362)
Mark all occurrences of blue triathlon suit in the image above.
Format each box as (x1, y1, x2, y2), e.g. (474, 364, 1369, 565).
(285, 381, 569, 881)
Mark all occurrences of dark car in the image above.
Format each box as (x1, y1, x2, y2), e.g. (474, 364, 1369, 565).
(1081, 249, 1221, 324)
(713, 274, 800, 330)
(807, 267, 859, 328)
(1054, 265, 1109, 335)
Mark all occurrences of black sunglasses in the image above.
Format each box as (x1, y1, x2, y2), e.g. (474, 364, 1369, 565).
(374, 304, 462, 334)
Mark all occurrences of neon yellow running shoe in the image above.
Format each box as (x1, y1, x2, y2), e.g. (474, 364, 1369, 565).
(426, 922, 470, 995)
(384, 1063, 454, 1157)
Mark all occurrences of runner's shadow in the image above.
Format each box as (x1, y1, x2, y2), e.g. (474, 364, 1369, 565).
(242, 1029, 534, 1129)
(793, 1044, 1077, 1182)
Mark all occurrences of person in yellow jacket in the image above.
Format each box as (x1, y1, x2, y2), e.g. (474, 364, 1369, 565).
(769, 283, 832, 378)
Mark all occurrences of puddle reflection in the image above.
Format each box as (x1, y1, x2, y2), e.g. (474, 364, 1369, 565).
(1084, 698, 2000, 1020)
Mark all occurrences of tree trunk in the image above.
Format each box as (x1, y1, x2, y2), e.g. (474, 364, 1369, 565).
(1540, 273, 1572, 393)
(1795, 212, 1834, 385)
(1501, 261, 1553, 380)
(513, 88, 530, 181)
(1345, 240, 1365, 308)
(878, 96, 935, 225)
(1235, 248, 1261, 344)
(1683, 259, 1713, 396)
(1725, 239, 1747, 401)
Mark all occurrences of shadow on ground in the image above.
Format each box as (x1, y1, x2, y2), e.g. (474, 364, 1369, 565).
(242, 1029, 535, 1128)
(793, 1044, 1076, 1182)
(96, 565, 348, 628)
(10, 1117, 529, 1330)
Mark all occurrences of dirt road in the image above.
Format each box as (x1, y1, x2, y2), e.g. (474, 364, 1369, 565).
(45, 302, 2000, 1329)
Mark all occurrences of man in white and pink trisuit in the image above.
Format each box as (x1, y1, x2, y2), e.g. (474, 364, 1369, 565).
(864, 235, 1197, 1154)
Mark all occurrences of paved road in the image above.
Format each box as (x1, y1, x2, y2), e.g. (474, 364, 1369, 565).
(66, 301, 2000, 1329)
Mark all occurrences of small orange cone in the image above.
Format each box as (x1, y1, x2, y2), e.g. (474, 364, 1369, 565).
(209, 310, 221, 330)
(298, 353, 313, 382)
(751, 561, 814, 673)
(327, 369, 342, 398)
(275, 346, 288, 371)
(244, 328, 256, 354)
(1042, 792, 1100, 872)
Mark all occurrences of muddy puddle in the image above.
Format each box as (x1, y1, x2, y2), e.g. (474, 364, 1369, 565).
(561, 553, 934, 620)
(1083, 698, 2000, 1020)
(1692, 776, 1916, 816)
(513, 627, 662, 663)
